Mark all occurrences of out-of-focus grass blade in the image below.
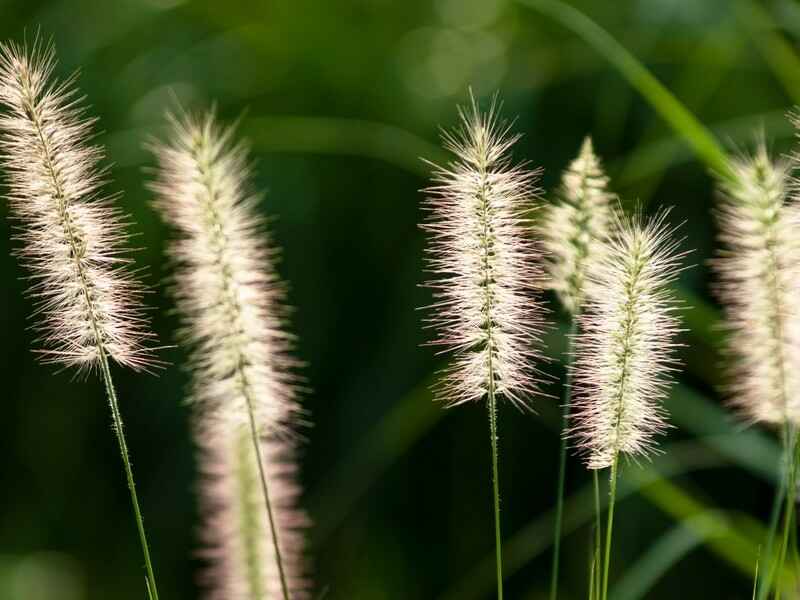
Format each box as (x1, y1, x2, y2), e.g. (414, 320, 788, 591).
(634, 474, 761, 575)
(610, 515, 720, 600)
(736, 0, 800, 104)
(671, 384, 780, 484)
(517, 0, 732, 178)
(613, 13, 742, 204)
(613, 110, 793, 191)
(243, 116, 447, 178)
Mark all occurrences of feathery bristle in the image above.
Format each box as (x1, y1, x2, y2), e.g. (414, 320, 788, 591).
(421, 96, 546, 409)
(149, 111, 308, 598)
(713, 146, 800, 425)
(0, 41, 153, 371)
(197, 420, 308, 600)
(540, 137, 617, 314)
(570, 212, 684, 469)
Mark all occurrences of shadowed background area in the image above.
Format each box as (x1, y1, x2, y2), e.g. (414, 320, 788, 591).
(0, 0, 798, 598)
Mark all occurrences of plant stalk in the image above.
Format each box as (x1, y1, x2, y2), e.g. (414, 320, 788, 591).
(773, 426, 798, 599)
(601, 456, 619, 600)
(549, 319, 579, 600)
(244, 394, 291, 600)
(757, 466, 786, 600)
(488, 381, 504, 600)
(98, 348, 160, 600)
(593, 469, 603, 598)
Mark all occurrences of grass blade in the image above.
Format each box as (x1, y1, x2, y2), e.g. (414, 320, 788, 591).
(517, 0, 732, 177)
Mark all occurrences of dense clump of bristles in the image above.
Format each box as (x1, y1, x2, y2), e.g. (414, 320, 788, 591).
(714, 146, 800, 425)
(150, 112, 308, 598)
(0, 41, 153, 371)
(570, 213, 684, 469)
(540, 137, 617, 314)
(421, 98, 546, 409)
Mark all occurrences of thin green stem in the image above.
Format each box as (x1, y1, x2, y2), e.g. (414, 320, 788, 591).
(601, 457, 619, 600)
(773, 427, 798, 599)
(593, 470, 603, 598)
(758, 434, 788, 600)
(488, 384, 504, 600)
(98, 349, 160, 600)
(476, 123, 502, 600)
(549, 318, 579, 600)
(244, 396, 291, 600)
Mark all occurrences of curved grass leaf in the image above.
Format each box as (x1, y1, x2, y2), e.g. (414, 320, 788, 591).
(517, 0, 732, 178)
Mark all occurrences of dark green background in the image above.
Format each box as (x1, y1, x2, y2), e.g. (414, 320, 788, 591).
(0, 0, 796, 598)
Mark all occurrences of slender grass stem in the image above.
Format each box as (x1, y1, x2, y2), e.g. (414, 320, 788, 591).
(593, 470, 603, 597)
(244, 393, 291, 600)
(773, 427, 798, 599)
(98, 348, 159, 600)
(601, 456, 619, 600)
(549, 319, 579, 600)
(488, 381, 504, 600)
(757, 467, 786, 600)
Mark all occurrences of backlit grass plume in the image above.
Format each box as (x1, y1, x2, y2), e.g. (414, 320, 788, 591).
(0, 41, 159, 598)
(149, 111, 308, 600)
(569, 211, 685, 600)
(0, 41, 153, 371)
(713, 146, 800, 425)
(540, 137, 617, 315)
(570, 211, 683, 470)
(421, 97, 546, 410)
(715, 144, 800, 597)
(421, 96, 546, 600)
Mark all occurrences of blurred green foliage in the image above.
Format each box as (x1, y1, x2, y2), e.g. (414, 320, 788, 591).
(1, 0, 800, 598)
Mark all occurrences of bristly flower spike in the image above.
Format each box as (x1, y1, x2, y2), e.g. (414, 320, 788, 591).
(570, 211, 685, 470)
(149, 111, 309, 600)
(420, 94, 547, 600)
(540, 137, 618, 315)
(0, 41, 154, 372)
(568, 210, 686, 600)
(0, 40, 160, 598)
(714, 145, 800, 425)
(421, 95, 547, 410)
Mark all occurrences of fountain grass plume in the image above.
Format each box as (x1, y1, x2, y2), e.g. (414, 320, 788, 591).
(569, 210, 686, 600)
(421, 94, 547, 600)
(421, 95, 547, 410)
(149, 110, 309, 599)
(540, 136, 618, 315)
(0, 39, 159, 597)
(714, 145, 800, 426)
(0, 40, 154, 372)
(569, 210, 684, 469)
